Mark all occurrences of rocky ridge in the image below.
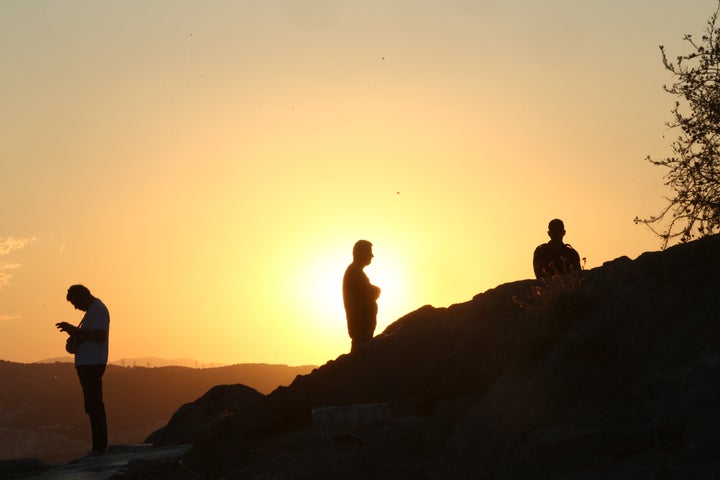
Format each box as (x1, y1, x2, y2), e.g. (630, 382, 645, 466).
(64, 236, 720, 478)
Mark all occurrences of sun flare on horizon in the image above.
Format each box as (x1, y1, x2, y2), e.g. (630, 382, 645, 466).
(1, 0, 708, 366)
(293, 239, 413, 335)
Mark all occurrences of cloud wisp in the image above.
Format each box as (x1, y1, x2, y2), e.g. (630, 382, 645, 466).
(0, 236, 36, 291)
(0, 236, 36, 256)
(0, 262, 21, 288)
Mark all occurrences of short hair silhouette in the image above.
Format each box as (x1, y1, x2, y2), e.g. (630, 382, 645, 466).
(352, 240, 373, 258)
(548, 218, 564, 232)
(67, 284, 92, 302)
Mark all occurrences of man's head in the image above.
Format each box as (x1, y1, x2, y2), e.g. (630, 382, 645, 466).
(352, 240, 374, 266)
(66, 284, 94, 311)
(547, 218, 566, 242)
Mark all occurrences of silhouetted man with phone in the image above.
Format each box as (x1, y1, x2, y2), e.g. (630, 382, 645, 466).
(343, 240, 381, 353)
(56, 284, 110, 456)
(533, 219, 582, 278)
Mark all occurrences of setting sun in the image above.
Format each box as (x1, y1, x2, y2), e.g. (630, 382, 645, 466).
(286, 235, 413, 358)
(1, 0, 711, 367)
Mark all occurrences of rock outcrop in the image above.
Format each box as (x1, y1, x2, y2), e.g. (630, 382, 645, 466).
(119, 235, 720, 479)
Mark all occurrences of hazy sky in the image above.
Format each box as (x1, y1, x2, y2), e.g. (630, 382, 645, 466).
(2, 0, 717, 366)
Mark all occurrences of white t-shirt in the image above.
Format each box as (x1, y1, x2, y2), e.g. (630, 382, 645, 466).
(75, 298, 110, 366)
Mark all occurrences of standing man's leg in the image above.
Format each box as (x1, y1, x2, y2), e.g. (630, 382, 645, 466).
(351, 329, 372, 354)
(76, 365, 108, 452)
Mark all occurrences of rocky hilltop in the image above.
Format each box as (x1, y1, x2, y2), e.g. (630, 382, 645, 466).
(98, 236, 720, 478)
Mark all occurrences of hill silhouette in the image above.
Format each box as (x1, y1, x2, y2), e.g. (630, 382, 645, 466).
(35, 356, 228, 369)
(0, 362, 314, 462)
(106, 234, 720, 479)
(6, 235, 720, 479)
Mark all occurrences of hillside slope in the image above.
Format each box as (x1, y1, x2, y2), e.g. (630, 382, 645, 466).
(0, 362, 314, 461)
(57, 236, 720, 478)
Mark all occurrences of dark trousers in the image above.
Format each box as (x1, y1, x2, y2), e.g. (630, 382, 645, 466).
(76, 365, 108, 452)
(350, 330, 374, 353)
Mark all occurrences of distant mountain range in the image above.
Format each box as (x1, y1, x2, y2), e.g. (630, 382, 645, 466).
(0, 360, 315, 462)
(34, 356, 229, 369)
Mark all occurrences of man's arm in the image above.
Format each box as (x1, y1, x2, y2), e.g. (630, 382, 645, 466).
(81, 329, 108, 342)
(533, 245, 545, 279)
(55, 322, 108, 342)
(569, 248, 582, 272)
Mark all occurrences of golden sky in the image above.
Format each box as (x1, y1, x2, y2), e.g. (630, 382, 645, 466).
(1, 0, 716, 366)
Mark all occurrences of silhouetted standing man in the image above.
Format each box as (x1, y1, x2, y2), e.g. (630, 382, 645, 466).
(533, 219, 582, 278)
(343, 240, 381, 353)
(56, 284, 110, 455)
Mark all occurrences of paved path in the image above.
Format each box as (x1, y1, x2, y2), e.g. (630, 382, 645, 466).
(25, 444, 191, 480)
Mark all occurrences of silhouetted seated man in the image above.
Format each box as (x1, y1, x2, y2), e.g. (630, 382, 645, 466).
(343, 240, 381, 353)
(533, 219, 581, 279)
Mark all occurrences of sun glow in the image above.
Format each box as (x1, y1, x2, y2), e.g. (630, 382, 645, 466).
(1, 0, 692, 367)
(294, 241, 412, 338)
(364, 252, 412, 332)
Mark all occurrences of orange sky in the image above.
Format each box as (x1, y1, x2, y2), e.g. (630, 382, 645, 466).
(1, 0, 717, 366)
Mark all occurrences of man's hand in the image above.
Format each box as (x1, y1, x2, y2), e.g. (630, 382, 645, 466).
(55, 322, 76, 334)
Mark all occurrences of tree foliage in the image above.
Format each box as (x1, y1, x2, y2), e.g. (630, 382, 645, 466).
(635, 3, 720, 248)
